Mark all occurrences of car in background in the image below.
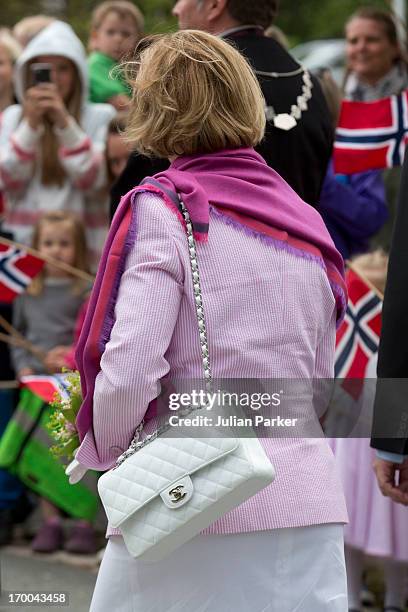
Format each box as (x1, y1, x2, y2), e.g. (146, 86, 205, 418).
(291, 39, 346, 85)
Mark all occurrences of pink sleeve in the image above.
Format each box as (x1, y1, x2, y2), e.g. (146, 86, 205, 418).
(76, 193, 184, 471)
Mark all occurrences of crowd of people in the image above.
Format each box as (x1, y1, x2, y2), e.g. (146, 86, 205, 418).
(0, 1, 407, 611)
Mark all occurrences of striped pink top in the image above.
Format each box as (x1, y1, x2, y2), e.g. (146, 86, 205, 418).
(76, 191, 347, 536)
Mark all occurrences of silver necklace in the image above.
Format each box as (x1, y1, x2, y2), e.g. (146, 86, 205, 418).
(259, 68, 313, 131)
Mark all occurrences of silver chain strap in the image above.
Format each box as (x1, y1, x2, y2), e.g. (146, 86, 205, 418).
(114, 198, 212, 468)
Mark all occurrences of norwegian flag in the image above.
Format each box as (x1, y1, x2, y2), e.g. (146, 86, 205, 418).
(20, 374, 70, 404)
(0, 241, 45, 303)
(333, 90, 408, 174)
(335, 268, 382, 399)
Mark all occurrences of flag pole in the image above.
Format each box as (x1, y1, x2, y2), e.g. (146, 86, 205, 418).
(0, 316, 48, 364)
(0, 236, 94, 283)
(346, 261, 385, 301)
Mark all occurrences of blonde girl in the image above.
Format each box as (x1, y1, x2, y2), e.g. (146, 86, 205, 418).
(11, 211, 96, 554)
(0, 20, 116, 269)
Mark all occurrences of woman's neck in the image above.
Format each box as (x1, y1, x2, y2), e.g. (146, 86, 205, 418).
(358, 72, 392, 87)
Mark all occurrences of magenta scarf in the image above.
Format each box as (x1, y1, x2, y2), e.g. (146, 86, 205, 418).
(76, 147, 346, 440)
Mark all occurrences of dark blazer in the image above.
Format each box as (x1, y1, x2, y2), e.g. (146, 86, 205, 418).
(372, 152, 408, 454)
(110, 29, 333, 220)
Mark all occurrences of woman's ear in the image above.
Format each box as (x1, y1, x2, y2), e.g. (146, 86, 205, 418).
(208, 0, 229, 23)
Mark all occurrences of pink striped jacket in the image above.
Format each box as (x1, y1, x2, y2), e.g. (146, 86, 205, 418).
(76, 191, 347, 535)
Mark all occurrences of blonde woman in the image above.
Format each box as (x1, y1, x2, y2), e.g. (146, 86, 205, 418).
(74, 31, 349, 611)
(0, 20, 115, 268)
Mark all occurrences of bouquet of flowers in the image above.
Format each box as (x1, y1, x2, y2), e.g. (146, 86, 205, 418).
(47, 370, 82, 463)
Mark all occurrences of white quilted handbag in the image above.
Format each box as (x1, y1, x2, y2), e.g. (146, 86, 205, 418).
(98, 198, 275, 561)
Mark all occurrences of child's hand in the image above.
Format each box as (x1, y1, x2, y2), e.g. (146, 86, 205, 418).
(17, 367, 34, 379)
(24, 86, 49, 129)
(107, 94, 130, 111)
(29, 83, 70, 129)
(44, 346, 71, 372)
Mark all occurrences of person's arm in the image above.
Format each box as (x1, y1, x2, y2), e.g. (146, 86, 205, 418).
(0, 107, 41, 194)
(55, 114, 114, 193)
(371, 152, 408, 457)
(29, 81, 115, 193)
(319, 165, 388, 241)
(377, 450, 407, 463)
(10, 297, 37, 377)
(370, 153, 408, 504)
(76, 193, 184, 471)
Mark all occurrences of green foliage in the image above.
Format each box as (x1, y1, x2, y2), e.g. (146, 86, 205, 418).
(47, 370, 82, 462)
(0, 0, 401, 48)
(276, 0, 392, 45)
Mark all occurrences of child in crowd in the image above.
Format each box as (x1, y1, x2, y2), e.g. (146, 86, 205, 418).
(330, 252, 408, 612)
(12, 15, 55, 48)
(106, 115, 131, 185)
(0, 30, 21, 113)
(0, 30, 21, 216)
(88, 1, 144, 110)
(11, 211, 97, 554)
(0, 20, 115, 269)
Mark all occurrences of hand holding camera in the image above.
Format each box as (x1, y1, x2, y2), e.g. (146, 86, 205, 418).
(24, 63, 69, 130)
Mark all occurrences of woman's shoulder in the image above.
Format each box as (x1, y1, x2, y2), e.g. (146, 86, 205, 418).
(133, 189, 184, 237)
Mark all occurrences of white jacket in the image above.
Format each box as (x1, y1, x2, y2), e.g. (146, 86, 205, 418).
(0, 21, 116, 266)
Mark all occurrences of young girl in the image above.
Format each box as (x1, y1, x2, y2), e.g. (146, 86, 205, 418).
(88, 1, 144, 110)
(0, 20, 116, 269)
(11, 211, 97, 554)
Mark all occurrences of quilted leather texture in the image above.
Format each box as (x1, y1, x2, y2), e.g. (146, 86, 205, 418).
(98, 436, 238, 526)
(98, 436, 275, 560)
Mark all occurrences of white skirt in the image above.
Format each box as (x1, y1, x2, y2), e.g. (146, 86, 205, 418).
(90, 524, 347, 612)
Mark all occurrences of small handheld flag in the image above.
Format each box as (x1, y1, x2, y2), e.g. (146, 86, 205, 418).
(335, 268, 382, 399)
(19, 374, 70, 404)
(0, 242, 44, 303)
(334, 91, 408, 174)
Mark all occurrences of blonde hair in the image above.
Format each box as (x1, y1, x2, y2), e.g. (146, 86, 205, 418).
(29, 211, 90, 296)
(0, 29, 22, 63)
(25, 59, 82, 186)
(13, 15, 55, 48)
(124, 30, 266, 158)
(90, 1, 144, 45)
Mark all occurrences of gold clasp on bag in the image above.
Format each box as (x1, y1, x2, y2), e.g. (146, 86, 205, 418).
(160, 476, 194, 509)
(169, 485, 187, 503)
